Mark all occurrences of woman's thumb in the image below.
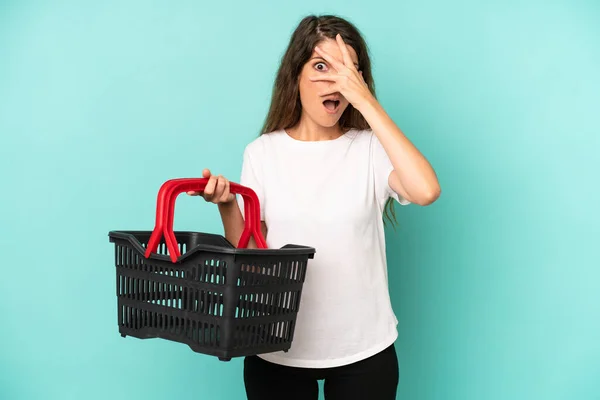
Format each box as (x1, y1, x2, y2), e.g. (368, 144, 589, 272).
(202, 168, 211, 178)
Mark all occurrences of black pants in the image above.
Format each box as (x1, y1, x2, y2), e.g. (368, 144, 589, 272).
(244, 344, 399, 400)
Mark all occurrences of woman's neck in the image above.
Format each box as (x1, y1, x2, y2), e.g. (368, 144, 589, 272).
(286, 115, 343, 142)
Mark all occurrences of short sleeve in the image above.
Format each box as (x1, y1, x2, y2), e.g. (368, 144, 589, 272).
(236, 144, 266, 221)
(370, 132, 410, 206)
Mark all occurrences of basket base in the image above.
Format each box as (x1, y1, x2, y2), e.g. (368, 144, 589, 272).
(118, 326, 293, 361)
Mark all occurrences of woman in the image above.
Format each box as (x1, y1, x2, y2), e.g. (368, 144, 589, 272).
(189, 14, 440, 400)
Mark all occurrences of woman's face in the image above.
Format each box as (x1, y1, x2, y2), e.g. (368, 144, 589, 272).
(297, 38, 360, 128)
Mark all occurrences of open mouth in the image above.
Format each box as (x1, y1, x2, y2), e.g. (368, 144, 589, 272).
(323, 99, 341, 114)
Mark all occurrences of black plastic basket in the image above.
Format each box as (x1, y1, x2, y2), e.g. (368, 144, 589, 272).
(108, 178, 315, 361)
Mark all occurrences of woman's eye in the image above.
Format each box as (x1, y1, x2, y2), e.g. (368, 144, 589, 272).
(315, 62, 327, 71)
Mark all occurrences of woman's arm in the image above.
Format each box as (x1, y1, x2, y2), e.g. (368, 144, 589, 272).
(358, 99, 441, 206)
(189, 168, 268, 248)
(218, 200, 267, 248)
(311, 34, 441, 206)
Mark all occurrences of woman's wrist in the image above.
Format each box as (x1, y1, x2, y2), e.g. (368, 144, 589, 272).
(217, 196, 237, 210)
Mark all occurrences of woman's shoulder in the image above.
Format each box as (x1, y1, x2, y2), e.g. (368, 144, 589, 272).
(347, 128, 373, 138)
(345, 128, 378, 145)
(243, 130, 285, 156)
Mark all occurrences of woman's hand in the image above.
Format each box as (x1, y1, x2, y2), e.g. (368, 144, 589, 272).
(187, 168, 235, 204)
(308, 33, 376, 112)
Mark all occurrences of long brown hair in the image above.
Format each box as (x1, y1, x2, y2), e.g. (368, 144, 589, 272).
(259, 14, 398, 228)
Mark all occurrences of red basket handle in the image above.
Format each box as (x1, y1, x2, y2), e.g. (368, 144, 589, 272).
(144, 178, 194, 260)
(145, 178, 265, 261)
(163, 179, 265, 252)
(144, 178, 266, 262)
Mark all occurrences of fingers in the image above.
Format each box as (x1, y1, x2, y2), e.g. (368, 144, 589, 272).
(309, 74, 339, 83)
(219, 179, 235, 203)
(309, 74, 340, 97)
(187, 169, 212, 196)
(314, 45, 345, 73)
(186, 170, 235, 203)
(215, 175, 226, 199)
(335, 34, 356, 70)
(202, 174, 218, 201)
(202, 174, 235, 204)
(317, 84, 341, 97)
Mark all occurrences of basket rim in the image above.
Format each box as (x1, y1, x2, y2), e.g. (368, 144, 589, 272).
(108, 230, 316, 261)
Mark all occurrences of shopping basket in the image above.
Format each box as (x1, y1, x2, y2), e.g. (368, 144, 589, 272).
(108, 178, 315, 361)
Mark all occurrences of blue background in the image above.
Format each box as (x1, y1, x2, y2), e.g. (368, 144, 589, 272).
(1, 1, 598, 399)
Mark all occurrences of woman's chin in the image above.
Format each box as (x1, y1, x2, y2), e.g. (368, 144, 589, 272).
(319, 108, 347, 126)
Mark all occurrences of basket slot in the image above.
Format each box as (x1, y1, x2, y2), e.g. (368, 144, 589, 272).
(237, 260, 308, 287)
(119, 268, 236, 318)
(232, 321, 292, 349)
(199, 290, 224, 317)
(246, 325, 256, 348)
(118, 255, 228, 286)
(122, 306, 211, 342)
(252, 325, 261, 347)
(120, 275, 184, 309)
(234, 290, 299, 319)
(195, 258, 227, 285)
(195, 322, 219, 347)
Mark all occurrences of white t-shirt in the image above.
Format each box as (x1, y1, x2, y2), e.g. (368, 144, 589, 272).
(236, 128, 410, 368)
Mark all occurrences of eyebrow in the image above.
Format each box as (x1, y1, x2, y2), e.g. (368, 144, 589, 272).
(310, 56, 359, 69)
